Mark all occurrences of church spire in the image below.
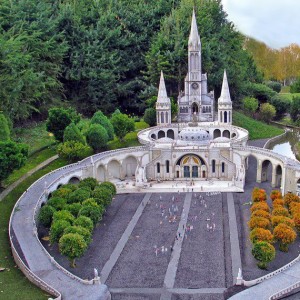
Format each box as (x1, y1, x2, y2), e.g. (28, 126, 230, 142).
(188, 8, 201, 50)
(157, 71, 170, 103)
(219, 70, 232, 104)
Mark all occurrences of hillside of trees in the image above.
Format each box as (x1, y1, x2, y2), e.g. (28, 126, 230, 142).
(244, 37, 300, 85)
(0, 0, 264, 125)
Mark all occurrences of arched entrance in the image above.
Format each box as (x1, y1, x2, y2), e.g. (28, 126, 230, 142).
(107, 160, 121, 179)
(224, 111, 228, 123)
(158, 130, 165, 139)
(192, 103, 199, 113)
(223, 130, 230, 138)
(167, 129, 175, 139)
(245, 155, 258, 184)
(123, 156, 138, 178)
(151, 133, 156, 140)
(261, 160, 272, 182)
(213, 129, 221, 139)
(97, 165, 106, 182)
(176, 154, 207, 179)
(68, 176, 80, 184)
(275, 165, 282, 187)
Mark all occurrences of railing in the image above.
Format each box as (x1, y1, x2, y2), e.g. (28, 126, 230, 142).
(243, 254, 300, 287)
(269, 281, 300, 299)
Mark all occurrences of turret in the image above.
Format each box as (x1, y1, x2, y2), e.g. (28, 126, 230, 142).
(156, 71, 171, 125)
(218, 70, 232, 125)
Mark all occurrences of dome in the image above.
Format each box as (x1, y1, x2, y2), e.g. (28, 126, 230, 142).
(178, 127, 211, 142)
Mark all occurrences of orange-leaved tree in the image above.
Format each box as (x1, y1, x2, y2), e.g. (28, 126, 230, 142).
(250, 228, 273, 244)
(273, 223, 297, 252)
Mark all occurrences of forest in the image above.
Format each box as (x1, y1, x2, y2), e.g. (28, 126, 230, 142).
(0, 0, 266, 125)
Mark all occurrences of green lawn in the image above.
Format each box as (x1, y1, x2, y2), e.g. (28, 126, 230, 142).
(0, 158, 67, 300)
(13, 122, 56, 155)
(233, 111, 284, 140)
(3, 147, 57, 187)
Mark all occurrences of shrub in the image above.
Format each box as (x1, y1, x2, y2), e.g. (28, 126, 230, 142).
(251, 210, 271, 220)
(78, 177, 99, 191)
(269, 95, 291, 120)
(110, 113, 135, 142)
(242, 97, 258, 117)
(65, 203, 82, 218)
(270, 190, 282, 201)
(57, 141, 93, 163)
(252, 188, 267, 202)
(78, 205, 102, 225)
(86, 124, 108, 151)
(273, 223, 297, 252)
(92, 188, 113, 207)
(38, 205, 56, 227)
(63, 122, 85, 144)
(290, 77, 300, 93)
(99, 182, 117, 196)
(74, 216, 94, 232)
(59, 233, 87, 268)
(259, 103, 276, 123)
(284, 193, 300, 209)
(272, 207, 289, 217)
(67, 188, 91, 204)
(290, 202, 300, 215)
(252, 241, 275, 269)
(250, 228, 273, 244)
(273, 199, 285, 207)
(265, 81, 281, 93)
(64, 225, 91, 244)
(50, 220, 71, 244)
(271, 216, 295, 228)
(53, 210, 75, 224)
(91, 111, 114, 141)
(0, 112, 10, 141)
(48, 197, 67, 211)
(250, 202, 270, 213)
(82, 198, 99, 207)
(52, 188, 72, 199)
(143, 108, 156, 126)
(248, 217, 270, 230)
(60, 184, 78, 192)
(293, 213, 300, 232)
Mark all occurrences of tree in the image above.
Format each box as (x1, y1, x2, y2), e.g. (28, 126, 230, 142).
(272, 207, 289, 217)
(251, 210, 271, 220)
(92, 188, 113, 207)
(265, 81, 282, 93)
(290, 95, 300, 122)
(65, 203, 82, 218)
(46, 107, 80, 142)
(67, 188, 91, 204)
(250, 228, 273, 244)
(99, 182, 117, 196)
(252, 241, 275, 269)
(64, 225, 91, 244)
(47, 197, 67, 211)
(269, 95, 290, 120)
(252, 188, 267, 202)
(63, 123, 86, 144)
(50, 220, 71, 244)
(0, 112, 10, 141)
(270, 190, 282, 201)
(59, 233, 87, 268)
(78, 178, 99, 191)
(259, 103, 276, 123)
(74, 216, 94, 233)
(290, 77, 300, 93)
(91, 111, 114, 141)
(242, 97, 258, 117)
(86, 124, 109, 151)
(273, 223, 297, 252)
(53, 210, 75, 224)
(284, 192, 300, 208)
(110, 113, 135, 141)
(144, 108, 156, 126)
(0, 141, 28, 186)
(248, 217, 270, 230)
(78, 205, 102, 225)
(57, 141, 93, 163)
(250, 202, 270, 213)
(271, 216, 295, 228)
(38, 205, 56, 227)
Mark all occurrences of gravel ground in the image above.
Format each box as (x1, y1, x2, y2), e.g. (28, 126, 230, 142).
(175, 192, 230, 289)
(106, 193, 185, 288)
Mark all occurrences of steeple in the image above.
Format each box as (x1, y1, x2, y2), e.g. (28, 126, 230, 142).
(188, 8, 201, 50)
(218, 70, 232, 104)
(157, 71, 170, 103)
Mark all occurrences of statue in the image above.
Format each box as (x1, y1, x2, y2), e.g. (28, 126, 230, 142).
(94, 268, 98, 278)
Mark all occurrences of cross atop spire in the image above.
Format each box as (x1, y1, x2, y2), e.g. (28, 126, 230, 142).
(188, 8, 201, 50)
(219, 70, 232, 104)
(157, 71, 170, 103)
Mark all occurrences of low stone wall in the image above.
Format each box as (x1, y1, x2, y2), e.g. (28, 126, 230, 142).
(269, 281, 300, 299)
(263, 130, 287, 149)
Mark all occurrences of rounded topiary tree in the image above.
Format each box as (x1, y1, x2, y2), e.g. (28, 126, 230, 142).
(74, 216, 94, 233)
(143, 108, 156, 126)
(38, 205, 56, 227)
(99, 182, 117, 196)
(63, 122, 86, 144)
(67, 188, 91, 204)
(47, 197, 67, 211)
(251, 210, 271, 220)
(293, 213, 300, 232)
(273, 199, 285, 207)
(110, 113, 135, 142)
(250, 202, 270, 213)
(57, 141, 93, 163)
(252, 241, 275, 269)
(59, 233, 87, 268)
(78, 205, 102, 225)
(273, 223, 297, 252)
(252, 187, 267, 202)
(65, 203, 82, 218)
(50, 220, 71, 244)
(272, 207, 289, 217)
(248, 217, 270, 230)
(82, 198, 99, 207)
(52, 187, 73, 199)
(250, 228, 273, 244)
(270, 190, 282, 201)
(91, 111, 114, 141)
(284, 193, 300, 209)
(52, 210, 75, 224)
(271, 216, 295, 228)
(92, 188, 113, 207)
(86, 124, 109, 152)
(78, 177, 99, 191)
(64, 225, 91, 244)
(290, 202, 300, 215)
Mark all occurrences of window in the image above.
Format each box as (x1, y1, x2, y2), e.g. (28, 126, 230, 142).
(157, 163, 160, 173)
(212, 160, 216, 173)
(222, 162, 225, 173)
(166, 160, 170, 173)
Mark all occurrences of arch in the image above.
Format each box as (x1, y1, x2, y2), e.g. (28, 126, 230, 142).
(221, 162, 225, 173)
(68, 176, 80, 184)
(192, 102, 199, 113)
(123, 156, 138, 178)
(175, 154, 207, 179)
(220, 111, 223, 123)
(167, 129, 175, 139)
(107, 160, 121, 179)
(157, 162, 160, 174)
(166, 112, 168, 123)
(275, 165, 282, 187)
(98, 165, 106, 182)
(261, 159, 272, 182)
(245, 155, 258, 184)
(158, 130, 165, 139)
(151, 133, 156, 140)
(212, 160, 216, 173)
(223, 130, 230, 138)
(161, 112, 164, 123)
(224, 111, 228, 123)
(166, 160, 170, 173)
(229, 111, 231, 123)
(231, 132, 237, 138)
(213, 129, 221, 139)
(157, 112, 159, 123)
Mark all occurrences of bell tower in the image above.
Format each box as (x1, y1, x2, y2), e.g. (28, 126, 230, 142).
(156, 71, 171, 125)
(218, 70, 232, 125)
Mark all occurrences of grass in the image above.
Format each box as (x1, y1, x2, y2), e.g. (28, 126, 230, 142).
(0, 158, 67, 300)
(233, 111, 284, 140)
(280, 85, 290, 93)
(13, 122, 56, 155)
(3, 147, 57, 187)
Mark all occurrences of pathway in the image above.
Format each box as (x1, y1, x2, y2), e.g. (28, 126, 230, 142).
(0, 155, 58, 201)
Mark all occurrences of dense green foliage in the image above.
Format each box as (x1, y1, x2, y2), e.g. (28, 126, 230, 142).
(0, 113, 10, 141)
(86, 124, 109, 151)
(144, 108, 157, 126)
(269, 95, 291, 120)
(0, 141, 28, 185)
(243, 83, 276, 102)
(290, 78, 300, 93)
(111, 113, 135, 141)
(259, 103, 276, 123)
(242, 97, 258, 117)
(57, 141, 93, 162)
(290, 95, 300, 123)
(38, 205, 56, 227)
(63, 123, 86, 144)
(265, 81, 282, 93)
(91, 111, 114, 141)
(252, 241, 275, 269)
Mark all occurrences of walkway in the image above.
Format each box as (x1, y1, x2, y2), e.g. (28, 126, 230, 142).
(0, 155, 58, 201)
